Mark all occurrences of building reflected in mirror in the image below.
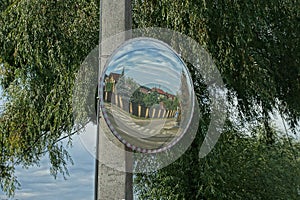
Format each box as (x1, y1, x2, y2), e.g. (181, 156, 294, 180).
(100, 38, 195, 152)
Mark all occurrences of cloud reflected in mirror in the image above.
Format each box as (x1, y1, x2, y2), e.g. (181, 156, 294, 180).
(99, 38, 195, 152)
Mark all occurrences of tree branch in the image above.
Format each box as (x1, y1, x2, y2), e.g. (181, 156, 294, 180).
(13, 120, 91, 165)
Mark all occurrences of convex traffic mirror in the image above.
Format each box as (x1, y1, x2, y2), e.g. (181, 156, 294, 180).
(99, 37, 195, 153)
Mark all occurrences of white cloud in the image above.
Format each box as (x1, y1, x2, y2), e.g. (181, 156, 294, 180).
(0, 134, 95, 200)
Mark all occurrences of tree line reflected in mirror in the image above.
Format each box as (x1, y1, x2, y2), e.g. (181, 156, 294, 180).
(99, 38, 195, 152)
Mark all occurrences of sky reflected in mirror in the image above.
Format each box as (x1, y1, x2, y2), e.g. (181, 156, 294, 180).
(100, 38, 195, 152)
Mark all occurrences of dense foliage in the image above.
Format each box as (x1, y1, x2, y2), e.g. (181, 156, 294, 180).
(135, 121, 300, 199)
(0, 0, 299, 198)
(133, 0, 300, 130)
(0, 0, 99, 196)
(132, 0, 300, 199)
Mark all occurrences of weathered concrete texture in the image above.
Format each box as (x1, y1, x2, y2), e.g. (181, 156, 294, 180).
(97, 113, 133, 200)
(96, 0, 132, 200)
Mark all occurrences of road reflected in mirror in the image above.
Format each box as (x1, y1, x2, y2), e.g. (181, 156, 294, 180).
(99, 38, 195, 153)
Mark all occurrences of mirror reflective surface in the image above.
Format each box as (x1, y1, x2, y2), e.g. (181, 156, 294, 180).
(99, 38, 195, 152)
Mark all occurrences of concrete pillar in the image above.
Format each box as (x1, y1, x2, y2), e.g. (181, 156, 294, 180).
(96, 0, 132, 200)
(119, 96, 123, 109)
(158, 109, 162, 118)
(162, 109, 166, 118)
(151, 108, 156, 118)
(129, 102, 132, 114)
(115, 93, 119, 106)
(171, 110, 175, 117)
(138, 105, 141, 117)
(145, 108, 149, 118)
(104, 91, 108, 101)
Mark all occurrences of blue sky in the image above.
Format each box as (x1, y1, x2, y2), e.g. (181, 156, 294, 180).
(0, 98, 298, 200)
(0, 82, 95, 200)
(1, 48, 299, 199)
(0, 134, 95, 200)
(103, 38, 193, 96)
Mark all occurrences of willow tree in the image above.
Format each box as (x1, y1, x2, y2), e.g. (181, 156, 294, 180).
(0, 0, 299, 198)
(133, 0, 299, 131)
(132, 0, 300, 199)
(0, 0, 99, 196)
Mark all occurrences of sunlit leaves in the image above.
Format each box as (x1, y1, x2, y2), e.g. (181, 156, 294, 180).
(133, 0, 300, 128)
(0, 0, 99, 196)
(0, 0, 299, 198)
(132, 0, 300, 199)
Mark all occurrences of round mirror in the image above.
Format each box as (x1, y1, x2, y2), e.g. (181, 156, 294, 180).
(99, 37, 195, 153)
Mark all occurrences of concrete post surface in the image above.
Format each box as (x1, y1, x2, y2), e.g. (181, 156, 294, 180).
(96, 0, 132, 200)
